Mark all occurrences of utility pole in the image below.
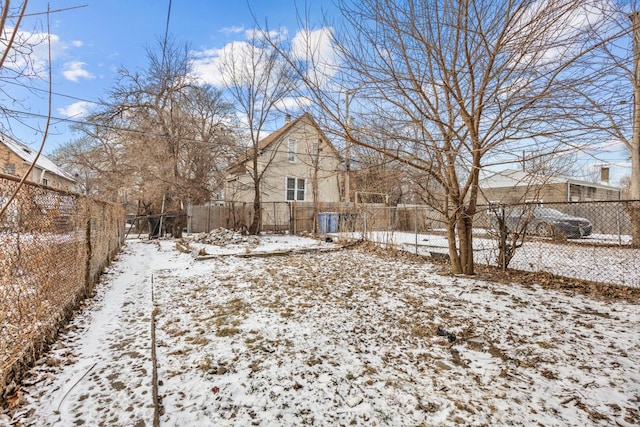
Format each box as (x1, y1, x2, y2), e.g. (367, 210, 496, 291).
(630, 11, 640, 247)
(345, 90, 353, 203)
(631, 12, 640, 199)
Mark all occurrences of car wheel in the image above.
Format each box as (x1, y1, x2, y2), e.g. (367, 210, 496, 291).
(536, 222, 553, 237)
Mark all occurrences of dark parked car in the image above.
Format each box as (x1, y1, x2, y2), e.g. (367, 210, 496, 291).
(493, 206, 593, 239)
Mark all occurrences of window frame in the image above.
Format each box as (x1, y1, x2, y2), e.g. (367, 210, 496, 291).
(287, 138, 297, 162)
(285, 176, 306, 201)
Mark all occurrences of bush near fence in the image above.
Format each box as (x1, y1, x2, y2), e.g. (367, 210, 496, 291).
(0, 174, 125, 406)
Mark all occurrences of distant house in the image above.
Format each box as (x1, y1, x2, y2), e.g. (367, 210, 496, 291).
(0, 133, 76, 191)
(225, 113, 342, 205)
(479, 169, 621, 204)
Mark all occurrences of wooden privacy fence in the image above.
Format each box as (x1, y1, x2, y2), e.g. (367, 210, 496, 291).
(189, 202, 289, 233)
(0, 174, 125, 406)
(189, 201, 401, 234)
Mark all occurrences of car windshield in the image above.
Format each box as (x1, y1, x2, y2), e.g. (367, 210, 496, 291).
(535, 207, 566, 218)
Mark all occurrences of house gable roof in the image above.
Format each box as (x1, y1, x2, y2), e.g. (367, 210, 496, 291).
(0, 132, 76, 183)
(227, 112, 341, 174)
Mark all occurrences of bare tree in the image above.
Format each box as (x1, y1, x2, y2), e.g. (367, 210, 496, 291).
(51, 129, 132, 199)
(350, 135, 409, 206)
(565, 1, 640, 245)
(218, 29, 298, 234)
(57, 39, 238, 236)
(0, 1, 56, 221)
(0, 0, 46, 135)
(276, 0, 606, 274)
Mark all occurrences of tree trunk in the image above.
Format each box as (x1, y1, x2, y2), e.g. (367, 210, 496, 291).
(173, 207, 184, 238)
(249, 185, 262, 235)
(446, 216, 462, 274)
(456, 210, 475, 276)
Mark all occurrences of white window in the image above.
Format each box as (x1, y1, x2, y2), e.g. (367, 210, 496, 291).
(42, 178, 48, 186)
(4, 164, 15, 175)
(287, 138, 297, 162)
(286, 177, 305, 201)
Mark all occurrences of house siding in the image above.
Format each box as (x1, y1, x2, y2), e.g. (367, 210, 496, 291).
(225, 117, 341, 204)
(480, 182, 567, 204)
(1, 144, 30, 179)
(1, 143, 76, 191)
(480, 176, 621, 204)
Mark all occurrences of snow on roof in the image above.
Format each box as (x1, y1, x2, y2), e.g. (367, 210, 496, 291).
(0, 133, 76, 182)
(480, 168, 619, 191)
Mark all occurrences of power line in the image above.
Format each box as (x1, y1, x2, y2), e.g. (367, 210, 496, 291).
(161, 0, 173, 69)
(0, 78, 107, 107)
(8, 4, 88, 18)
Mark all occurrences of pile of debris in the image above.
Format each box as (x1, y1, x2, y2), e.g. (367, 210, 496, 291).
(193, 228, 260, 247)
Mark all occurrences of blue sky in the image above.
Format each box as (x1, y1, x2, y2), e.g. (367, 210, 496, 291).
(2, 1, 633, 185)
(5, 0, 335, 153)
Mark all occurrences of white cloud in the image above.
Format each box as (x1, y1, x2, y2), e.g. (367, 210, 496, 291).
(245, 27, 288, 43)
(595, 138, 628, 152)
(220, 26, 244, 35)
(192, 39, 276, 87)
(62, 61, 94, 82)
(3, 27, 88, 80)
(191, 46, 227, 87)
(190, 26, 339, 97)
(509, 1, 610, 67)
(291, 27, 339, 88)
(3, 28, 54, 75)
(275, 96, 312, 112)
(58, 101, 92, 118)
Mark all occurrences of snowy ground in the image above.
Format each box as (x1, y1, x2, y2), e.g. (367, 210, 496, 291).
(341, 230, 640, 287)
(4, 232, 640, 426)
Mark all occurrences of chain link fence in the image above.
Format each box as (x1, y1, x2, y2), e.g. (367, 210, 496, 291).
(0, 174, 125, 405)
(186, 199, 639, 287)
(331, 201, 640, 287)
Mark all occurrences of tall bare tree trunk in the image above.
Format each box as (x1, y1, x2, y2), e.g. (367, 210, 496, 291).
(446, 216, 462, 273)
(249, 176, 262, 234)
(457, 210, 475, 275)
(631, 11, 640, 247)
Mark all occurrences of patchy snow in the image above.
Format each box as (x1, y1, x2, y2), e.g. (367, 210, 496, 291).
(186, 229, 338, 257)
(338, 230, 640, 287)
(4, 234, 640, 426)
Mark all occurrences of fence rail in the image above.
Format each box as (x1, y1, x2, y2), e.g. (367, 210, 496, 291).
(0, 174, 125, 405)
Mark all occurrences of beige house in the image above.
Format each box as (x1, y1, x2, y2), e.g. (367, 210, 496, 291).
(225, 113, 342, 206)
(1, 133, 76, 191)
(479, 169, 621, 204)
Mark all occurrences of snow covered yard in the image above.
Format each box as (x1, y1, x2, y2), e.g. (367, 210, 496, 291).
(4, 232, 640, 426)
(338, 230, 640, 287)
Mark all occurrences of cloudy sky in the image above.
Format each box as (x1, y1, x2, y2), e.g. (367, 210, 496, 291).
(2, 0, 337, 152)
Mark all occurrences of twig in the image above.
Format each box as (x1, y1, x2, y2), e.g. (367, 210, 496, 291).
(56, 362, 97, 412)
(561, 395, 579, 405)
